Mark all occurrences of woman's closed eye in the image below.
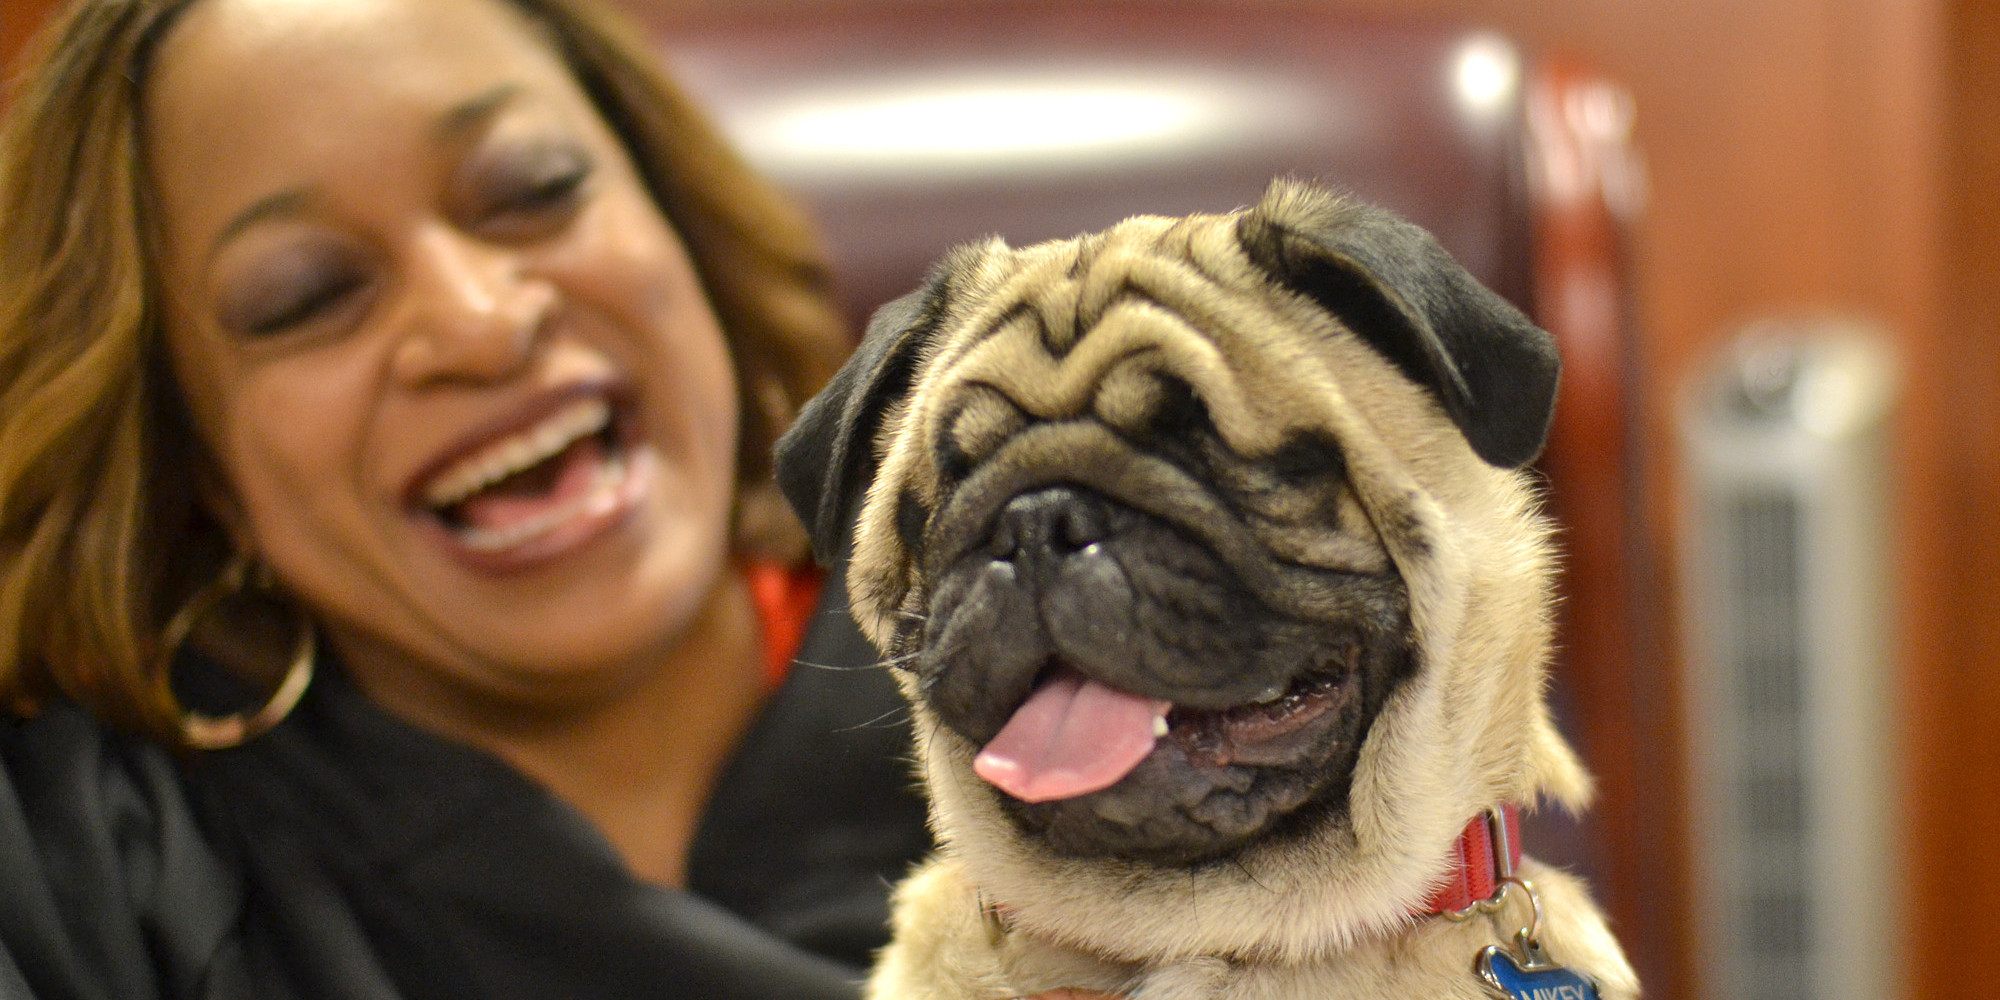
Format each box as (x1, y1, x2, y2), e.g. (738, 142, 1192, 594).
(464, 142, 594, 241)
(221, 247, 374, 338)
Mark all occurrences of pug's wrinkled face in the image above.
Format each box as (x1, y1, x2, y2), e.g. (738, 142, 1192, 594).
(778, 181, 1560, 870)
(880, 265, 1417, 865)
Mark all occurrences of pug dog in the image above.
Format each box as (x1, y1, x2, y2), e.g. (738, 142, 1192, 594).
(775, 180, 1639, 1000)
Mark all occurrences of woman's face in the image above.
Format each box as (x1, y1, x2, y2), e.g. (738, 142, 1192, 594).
(146, 0, 742, 705)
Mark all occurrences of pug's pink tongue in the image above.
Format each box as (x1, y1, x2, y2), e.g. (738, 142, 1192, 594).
(973, 671, 1172, 803)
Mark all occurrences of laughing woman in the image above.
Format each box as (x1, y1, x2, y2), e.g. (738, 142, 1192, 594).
(0, 0, 933, 996)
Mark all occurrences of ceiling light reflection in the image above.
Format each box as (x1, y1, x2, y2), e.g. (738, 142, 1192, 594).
(724, 70, 1318, 182)
(1452, 35, 1520, 118)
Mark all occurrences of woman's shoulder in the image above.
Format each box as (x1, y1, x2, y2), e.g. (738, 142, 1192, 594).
(689, 568, 934, 969)
(1, 703, 247, 999)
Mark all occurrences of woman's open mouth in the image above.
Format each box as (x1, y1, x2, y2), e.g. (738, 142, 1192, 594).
(410, 391, 647, 565)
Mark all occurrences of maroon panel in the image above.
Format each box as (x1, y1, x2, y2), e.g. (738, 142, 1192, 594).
(653, 2, 1531, 326)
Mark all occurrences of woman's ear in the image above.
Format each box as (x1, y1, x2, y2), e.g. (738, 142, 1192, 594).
(192, 460, 256, 558)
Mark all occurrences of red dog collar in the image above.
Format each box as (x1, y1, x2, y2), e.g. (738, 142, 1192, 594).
(979, 805, 1526, 934)
(1422, 805, 1523, 915)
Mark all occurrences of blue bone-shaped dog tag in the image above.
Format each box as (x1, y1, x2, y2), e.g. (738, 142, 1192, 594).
(1476, 945, 1602, 1000)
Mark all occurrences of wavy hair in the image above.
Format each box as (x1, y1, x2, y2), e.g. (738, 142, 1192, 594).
(0, 0, 849, 746)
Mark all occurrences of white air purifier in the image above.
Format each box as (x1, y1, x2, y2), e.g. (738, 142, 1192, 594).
(1676, 321, 1899, 1000)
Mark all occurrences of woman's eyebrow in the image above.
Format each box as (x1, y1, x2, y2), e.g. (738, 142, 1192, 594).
(435, 83, 520, 141)
(211, 188, 310, 264)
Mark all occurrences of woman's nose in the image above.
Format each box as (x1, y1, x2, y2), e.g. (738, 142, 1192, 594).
(389, 226, 554, 385)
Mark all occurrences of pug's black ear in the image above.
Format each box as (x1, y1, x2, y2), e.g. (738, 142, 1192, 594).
(776, 266, 958, 566)
(1237, 180, 1560, 469)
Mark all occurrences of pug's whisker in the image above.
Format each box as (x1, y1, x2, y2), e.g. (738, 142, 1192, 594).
(1232, 855, 1278, 894)
(928, 726, 979, 802)
(793, 657, 881, 673)
(838, 705, 913, 733)
(877, 650, 923, 674)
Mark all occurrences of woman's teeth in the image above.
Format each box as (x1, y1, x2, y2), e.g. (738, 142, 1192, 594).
(451, 453, 628, 554)
(422, 398, 612, 510)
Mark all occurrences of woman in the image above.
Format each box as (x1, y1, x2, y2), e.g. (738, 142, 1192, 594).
(0, 0, 936, 996)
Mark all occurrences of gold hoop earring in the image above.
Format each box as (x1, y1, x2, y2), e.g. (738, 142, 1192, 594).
(157, 553, 315, 751)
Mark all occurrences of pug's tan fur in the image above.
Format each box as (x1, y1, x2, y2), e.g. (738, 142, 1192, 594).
(780, 182, 1638, 1000)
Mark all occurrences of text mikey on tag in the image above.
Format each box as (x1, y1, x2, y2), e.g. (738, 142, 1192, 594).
(1476, 944, 1603, 1000)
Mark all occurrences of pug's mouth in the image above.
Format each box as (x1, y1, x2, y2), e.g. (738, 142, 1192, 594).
(957, 643, 1371, 866)
(973, 645, 1362, 802)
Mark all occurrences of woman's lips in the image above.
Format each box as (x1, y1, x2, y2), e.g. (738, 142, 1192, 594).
(447, 436, 629, 553)
(420, 396, 612, 510)
(405, 386, 651, 570)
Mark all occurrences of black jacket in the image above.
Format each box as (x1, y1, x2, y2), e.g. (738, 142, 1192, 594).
(0, 582, 928, 1000)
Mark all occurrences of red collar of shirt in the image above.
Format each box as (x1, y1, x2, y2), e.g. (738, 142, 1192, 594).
(743, 561, 822, 690)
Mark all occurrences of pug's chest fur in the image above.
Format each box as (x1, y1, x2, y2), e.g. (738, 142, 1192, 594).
(874, 855, 1617, 1000)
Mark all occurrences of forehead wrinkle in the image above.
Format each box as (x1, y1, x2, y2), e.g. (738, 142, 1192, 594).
(946, 305, 1233, 436)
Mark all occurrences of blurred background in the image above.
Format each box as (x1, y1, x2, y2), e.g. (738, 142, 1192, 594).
(5, 0, 1995, 996)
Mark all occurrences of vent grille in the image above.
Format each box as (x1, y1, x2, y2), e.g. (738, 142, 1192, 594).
(1726, 493, 1809, 1000)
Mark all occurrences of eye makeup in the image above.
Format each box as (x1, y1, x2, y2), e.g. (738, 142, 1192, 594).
(455, 135, 595, 241)
(217, 239, 374, 338)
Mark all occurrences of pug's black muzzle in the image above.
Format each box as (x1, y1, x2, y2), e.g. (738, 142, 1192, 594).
(913, 483, 1413, 866)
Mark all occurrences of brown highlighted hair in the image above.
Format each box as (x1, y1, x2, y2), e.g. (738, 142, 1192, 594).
(0, 0, 849, 746)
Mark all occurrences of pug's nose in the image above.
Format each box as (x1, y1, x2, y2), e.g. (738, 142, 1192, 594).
(985, 486, 1115, 561)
